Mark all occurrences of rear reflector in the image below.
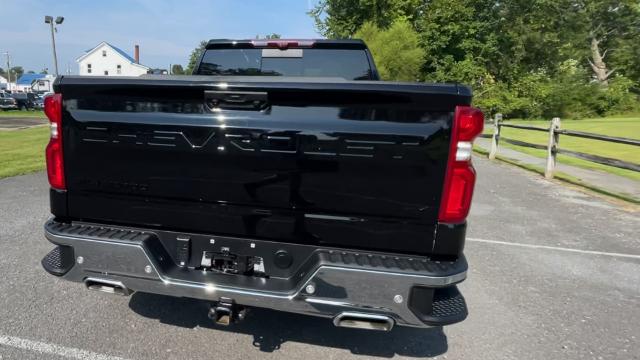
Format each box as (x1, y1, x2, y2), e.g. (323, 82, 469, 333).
(44, 94, 66, 190)
(438, 106, 484, 223)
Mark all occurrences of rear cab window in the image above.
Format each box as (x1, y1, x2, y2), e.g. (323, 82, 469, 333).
(196, 41, 375, 80)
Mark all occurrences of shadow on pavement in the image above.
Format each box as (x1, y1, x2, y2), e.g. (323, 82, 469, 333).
(129, 292, 448, 358)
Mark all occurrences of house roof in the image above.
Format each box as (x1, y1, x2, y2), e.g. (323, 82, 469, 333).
(76, 41, 149, 69)
(16, 73, 47, 85)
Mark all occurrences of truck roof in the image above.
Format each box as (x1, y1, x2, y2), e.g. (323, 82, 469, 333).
(205, 39, 368, 50)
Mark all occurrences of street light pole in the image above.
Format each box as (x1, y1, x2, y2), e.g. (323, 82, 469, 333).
(48, 20, 58, 76)
(44, 16, 64, 77)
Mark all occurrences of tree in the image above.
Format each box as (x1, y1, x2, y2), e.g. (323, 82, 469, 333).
(255, 33, 281, 39)
(414, 0, 499, 85)
(0, 66, 25, 81)
(608, 31, 640, 85)
(40, 68, 48, 74)
(185, 40, 208, 74)
(309, 0, 640, 118)
(309, 0, 422, 38)
(8, 66, 24, 80)
(355, 19, 423, 81)
(564, 0, 640, 86)
(171, 64, 185, 75)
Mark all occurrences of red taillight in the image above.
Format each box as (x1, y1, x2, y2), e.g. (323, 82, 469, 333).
(438, 106, 484, 223)
(456, 106, 484, 141)
(44, 94, 65, 190)
(268, 41, 297, 49)
(250, 39, 315, 49)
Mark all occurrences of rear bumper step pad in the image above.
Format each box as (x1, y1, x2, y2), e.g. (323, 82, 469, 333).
(41, 245, 75, 276)
(43, 219, 468, 327)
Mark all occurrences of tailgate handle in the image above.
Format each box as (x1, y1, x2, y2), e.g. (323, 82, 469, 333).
(205, 90, 268, 110)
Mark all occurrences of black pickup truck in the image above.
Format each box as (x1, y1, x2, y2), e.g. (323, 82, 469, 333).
(41, 39, 483, 331)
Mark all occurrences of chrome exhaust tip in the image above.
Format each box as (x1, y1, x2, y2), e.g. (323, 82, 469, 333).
(333, 312, 394, 331)
(84, 278, 132, 296)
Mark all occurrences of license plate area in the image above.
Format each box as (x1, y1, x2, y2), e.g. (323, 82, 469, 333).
(199, 248, 266, 278)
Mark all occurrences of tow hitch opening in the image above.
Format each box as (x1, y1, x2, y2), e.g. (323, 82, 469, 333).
(208, 300, 246, 326)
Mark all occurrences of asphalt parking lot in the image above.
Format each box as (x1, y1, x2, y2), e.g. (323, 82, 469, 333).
(0, 156, 638, 360)
(0, 116, 47, 129)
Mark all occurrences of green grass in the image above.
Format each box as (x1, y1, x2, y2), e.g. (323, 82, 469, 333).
(0, 127, 49, 179)
(484, 116, 640, 181)
(0, 110, 45, 118)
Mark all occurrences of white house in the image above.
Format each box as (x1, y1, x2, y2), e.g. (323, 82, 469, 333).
(76, 42, 149, 76)
(0, 75, 7, 90)
(31, 74, 56, 93)
(13, 74, 55, 93)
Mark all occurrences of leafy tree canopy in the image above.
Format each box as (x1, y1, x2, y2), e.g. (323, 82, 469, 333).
(171, 64, 185, 75)
(185, 40, 208, 75)
(311, 0, 640, 118)
(355, 19, 423, 81)
(256, 33, 282, 39)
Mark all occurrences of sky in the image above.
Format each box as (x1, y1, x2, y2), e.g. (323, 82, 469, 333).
(0, 0, 321, 75)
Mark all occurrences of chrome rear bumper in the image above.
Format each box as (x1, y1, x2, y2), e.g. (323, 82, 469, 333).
(43, 220, 468, 328)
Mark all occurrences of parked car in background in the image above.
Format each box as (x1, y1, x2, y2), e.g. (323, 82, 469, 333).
(10, 92, 40, 110)
(0, 92, 18, 110)
(33, 94, 44, 110)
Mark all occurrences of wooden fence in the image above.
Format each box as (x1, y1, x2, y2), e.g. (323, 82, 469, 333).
(481, 114, 640, 179)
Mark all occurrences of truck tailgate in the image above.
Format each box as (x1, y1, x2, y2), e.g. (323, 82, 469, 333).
(56, 76, 471, 255)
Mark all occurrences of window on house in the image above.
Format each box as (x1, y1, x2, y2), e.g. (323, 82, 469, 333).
(102, 50, 107, 57)
(104, 70, 109, 75)
(117, 65, 122, 74)
(87, 64, 92, 74)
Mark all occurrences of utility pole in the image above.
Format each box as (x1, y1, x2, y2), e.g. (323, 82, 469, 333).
(4, 52, 11, 91)
(44, 16, 64, 76)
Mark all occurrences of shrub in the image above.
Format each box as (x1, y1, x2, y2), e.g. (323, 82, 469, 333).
(355, 19, 423, 81)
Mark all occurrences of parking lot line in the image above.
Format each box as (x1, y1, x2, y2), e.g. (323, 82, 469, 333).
(0, 334, 128, 360)
(467, 237, 640, 259)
